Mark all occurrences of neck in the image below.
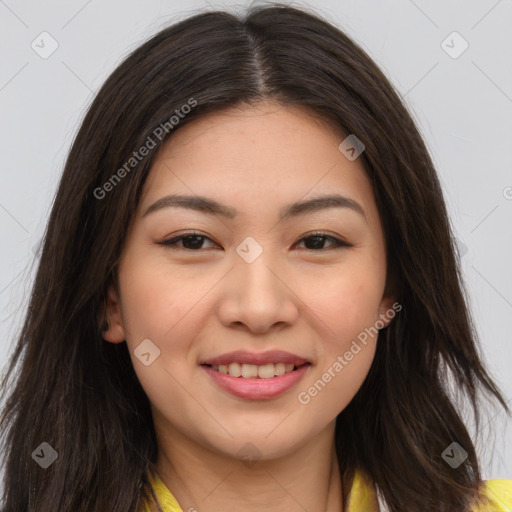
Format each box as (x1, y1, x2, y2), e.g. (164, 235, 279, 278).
(154, 420, 343, 512)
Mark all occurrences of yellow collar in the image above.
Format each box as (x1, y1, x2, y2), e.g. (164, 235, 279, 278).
(145, 469, 379, 512)
(145, 470, 512, 512)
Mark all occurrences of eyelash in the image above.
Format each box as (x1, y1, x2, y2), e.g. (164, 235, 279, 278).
(156, 231, 351, 251)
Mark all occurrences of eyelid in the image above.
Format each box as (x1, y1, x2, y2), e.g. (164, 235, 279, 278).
(155, 230, 352, 250)
(156, 230, 218, 249)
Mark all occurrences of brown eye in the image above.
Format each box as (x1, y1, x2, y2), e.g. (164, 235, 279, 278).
(156, 231, 351, 252)
(295, 232, 351, 251)
(157, 232, 219, 250)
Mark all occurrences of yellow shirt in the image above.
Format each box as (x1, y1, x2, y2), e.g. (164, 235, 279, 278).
(144, 470, 512, 512)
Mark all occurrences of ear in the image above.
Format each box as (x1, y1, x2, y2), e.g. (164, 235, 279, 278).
(101, 283, 126, 343)
(376, 279, 399, 329)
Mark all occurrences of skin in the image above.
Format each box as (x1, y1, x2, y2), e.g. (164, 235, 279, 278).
(103, 101, 395, 512)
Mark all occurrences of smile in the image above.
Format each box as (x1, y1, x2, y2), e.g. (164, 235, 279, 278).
(209, 362, 299, 379)
(201, 362, 311, 400)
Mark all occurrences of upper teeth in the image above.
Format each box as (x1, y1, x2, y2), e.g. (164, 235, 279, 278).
(212, 362, 296, 379)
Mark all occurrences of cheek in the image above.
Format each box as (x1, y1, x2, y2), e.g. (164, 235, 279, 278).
(118, 257, 197, 341)
(294, 261, 382, 410)
(118, 261, 199, 406)
(117, 255, 217, 395)
(303, 263, 383, 344)
(297, 319, 378, 418)
(298, 343, 376, 423)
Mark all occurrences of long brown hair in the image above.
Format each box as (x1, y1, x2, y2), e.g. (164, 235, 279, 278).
(1, 4, 509, 511)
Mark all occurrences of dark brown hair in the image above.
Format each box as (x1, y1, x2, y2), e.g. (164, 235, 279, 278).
(1, 3, 509, 511)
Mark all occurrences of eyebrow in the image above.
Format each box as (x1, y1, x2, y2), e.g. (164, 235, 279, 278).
(142, 193, 367, 223)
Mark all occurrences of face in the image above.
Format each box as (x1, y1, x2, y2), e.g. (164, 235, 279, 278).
(103, 101, 395, 461)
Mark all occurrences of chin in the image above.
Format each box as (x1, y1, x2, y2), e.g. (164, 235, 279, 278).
(208, 428, 309, 463)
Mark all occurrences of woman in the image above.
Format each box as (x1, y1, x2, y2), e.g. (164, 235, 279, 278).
(1, 4, 511, 512)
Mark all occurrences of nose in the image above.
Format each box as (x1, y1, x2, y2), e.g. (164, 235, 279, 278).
(216, 251, 299, 334)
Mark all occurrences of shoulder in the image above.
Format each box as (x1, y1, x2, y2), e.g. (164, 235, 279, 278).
(142, 470, 512, 512)
(347, 472, 512, 512)
(472, 479, 512, 511)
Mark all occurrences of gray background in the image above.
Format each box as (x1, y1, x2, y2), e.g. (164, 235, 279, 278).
(1, 0, 511, 483)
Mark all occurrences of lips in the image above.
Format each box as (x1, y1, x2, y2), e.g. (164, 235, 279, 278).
(200, 350, 311, 399)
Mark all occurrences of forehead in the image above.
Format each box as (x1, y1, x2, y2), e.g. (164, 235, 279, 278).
(140, 101, 378, 227)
